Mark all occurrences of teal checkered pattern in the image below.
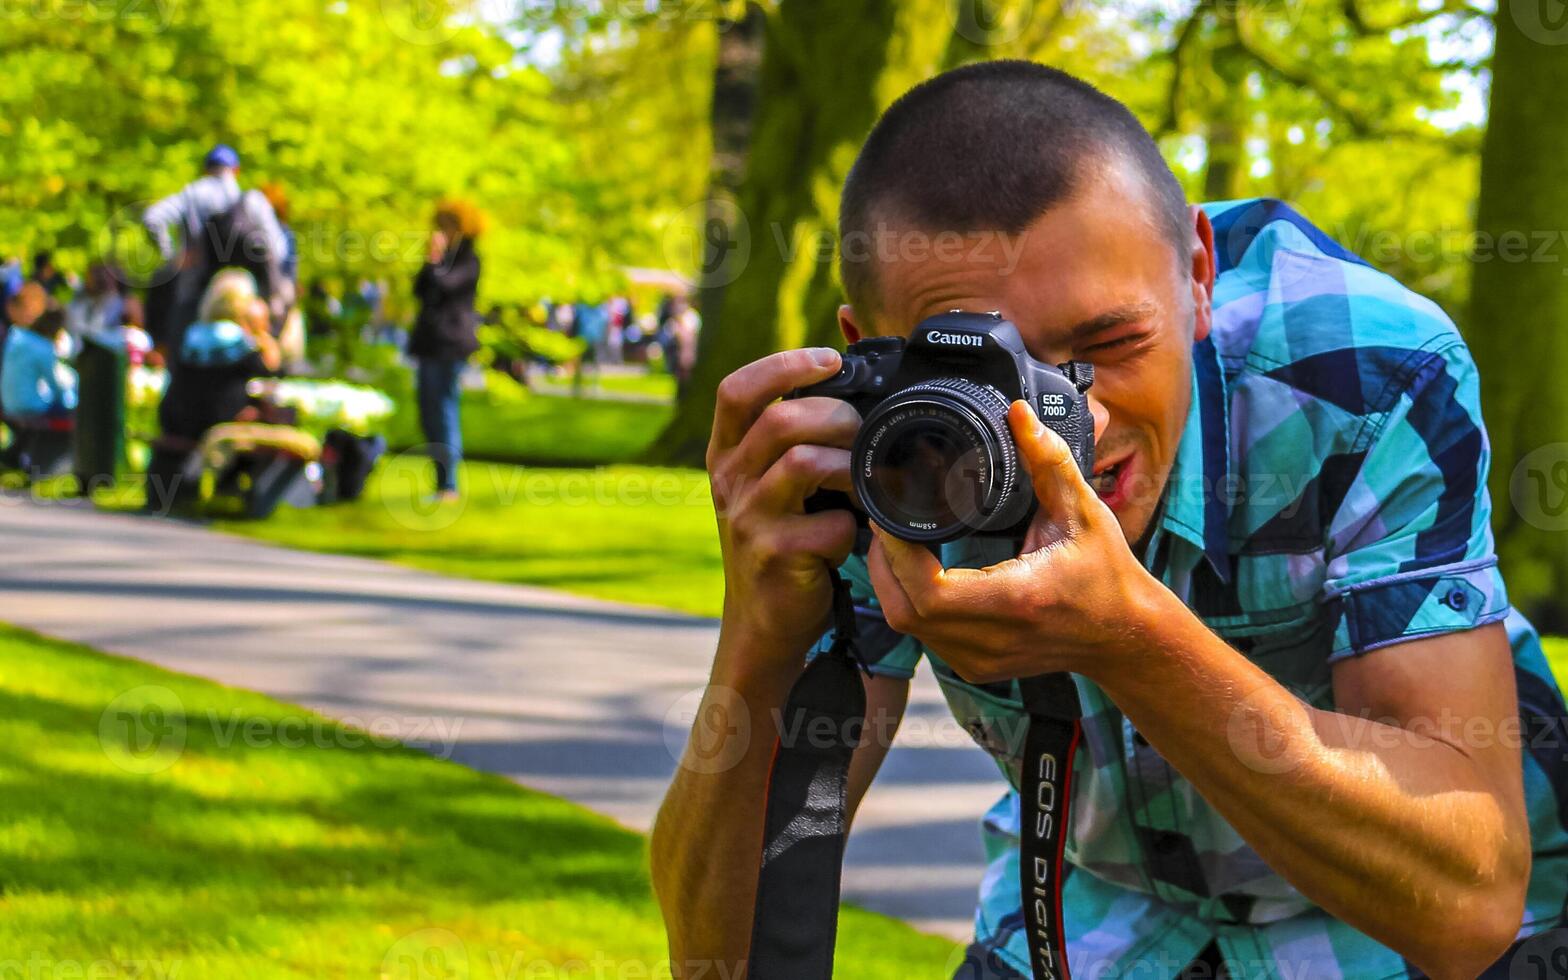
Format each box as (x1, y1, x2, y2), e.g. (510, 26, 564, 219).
(815, 199, 1568, 978)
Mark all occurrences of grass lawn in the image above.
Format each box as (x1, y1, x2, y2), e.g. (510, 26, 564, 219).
(1547, 636, 1567, 685)
(532, 369, 677, 402)
(386, 388, 673, 467)
(219, 455, 726, 618)
(0, 623, 958, 976)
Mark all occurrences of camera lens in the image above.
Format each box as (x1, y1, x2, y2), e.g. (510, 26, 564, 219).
(853, 378, 1026, 543)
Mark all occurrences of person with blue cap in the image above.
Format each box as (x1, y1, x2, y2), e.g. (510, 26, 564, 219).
(142, 143, 289, 348)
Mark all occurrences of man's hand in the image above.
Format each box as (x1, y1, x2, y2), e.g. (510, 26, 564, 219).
(707, 348, 864, 664)
(867, 399, 1161, 684)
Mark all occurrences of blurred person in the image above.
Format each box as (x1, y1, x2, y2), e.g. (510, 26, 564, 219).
(408, 198, 482, 499)
(605, 295, 630, 364)
(65, 261, 127, 351)
(259, 183, 305, 368)
(1, 281, 48, 375)
(156, 270, 281, 445)
(30, 250, 72, 301)
(1, 307, 77, 422)
(0, 257, 23, 306)
(142, 144, 287, 348)
(661, 294, 700, 396)
(572, 299, 608, 394)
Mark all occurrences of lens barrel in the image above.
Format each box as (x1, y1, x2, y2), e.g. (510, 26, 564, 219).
(852, 378, 1027, 543)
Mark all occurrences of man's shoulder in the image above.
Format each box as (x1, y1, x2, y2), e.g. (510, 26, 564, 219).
(1203, 198, 1471, 420)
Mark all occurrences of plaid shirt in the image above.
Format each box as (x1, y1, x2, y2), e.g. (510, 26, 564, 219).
(817, 199, 1568, 978)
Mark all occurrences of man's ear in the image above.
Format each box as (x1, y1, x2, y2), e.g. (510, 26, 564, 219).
(837, 304, 863, 345)
(1189, 205, 1216, 343)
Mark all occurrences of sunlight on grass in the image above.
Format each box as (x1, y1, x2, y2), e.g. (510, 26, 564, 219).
(0, 624, 957, 975)
(219, 456, 725, 617)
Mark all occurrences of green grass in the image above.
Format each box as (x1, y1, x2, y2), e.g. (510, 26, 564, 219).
(533, 370, 676, 402)
(0, 623, 958, 976)
(392, 391, 671, 467)
(219, 455, 726, 617)
(1546, 636, 1567, 684)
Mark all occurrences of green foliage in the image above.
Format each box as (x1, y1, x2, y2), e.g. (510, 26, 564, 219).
(0, 0, 583, 306)
(479, 308, 587, 366)
(0, 622, 954, 972)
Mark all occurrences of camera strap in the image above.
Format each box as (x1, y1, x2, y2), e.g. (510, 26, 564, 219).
(1017, 673, 1082, 980)
(746, 571, 1082, 980)
(747, 567, 867, 980)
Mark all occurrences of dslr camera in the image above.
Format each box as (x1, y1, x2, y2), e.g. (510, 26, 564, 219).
(792, 311, 1096, 544)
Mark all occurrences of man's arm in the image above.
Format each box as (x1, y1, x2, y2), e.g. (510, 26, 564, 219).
(1089, 614, 1527, 980)
(142, 188, 189, 262)
(866, 403, 1529, 980)
(651, 667, 907, 973)
(649, 348, 887, 974)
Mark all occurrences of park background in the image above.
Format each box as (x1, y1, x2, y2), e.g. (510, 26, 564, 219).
(1, 0, 1566, 975)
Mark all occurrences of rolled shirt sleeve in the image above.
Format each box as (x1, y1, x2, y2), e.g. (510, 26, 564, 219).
(1320, 338, 1511, 661)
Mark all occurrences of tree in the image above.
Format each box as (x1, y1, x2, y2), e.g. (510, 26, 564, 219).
(0, 0, 580, 307)
(1468, 0, 1568, 630)
(646, 0, 954, 464)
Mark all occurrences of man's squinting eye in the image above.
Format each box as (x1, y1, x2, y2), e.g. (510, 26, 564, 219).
(1080, 330, 1150, 357)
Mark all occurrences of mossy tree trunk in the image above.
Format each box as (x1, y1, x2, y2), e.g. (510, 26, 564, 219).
(646, 0, 953, 466)
(1469, 0, 1568, 630)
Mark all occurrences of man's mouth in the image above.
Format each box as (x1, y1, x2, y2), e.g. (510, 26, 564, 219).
(1090, 453, 1134, 507)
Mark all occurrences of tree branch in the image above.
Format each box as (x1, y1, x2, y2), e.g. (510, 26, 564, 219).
(1156, 9, 1203, 137)
(1231, 15, 1475, 149)
(1341, 0, 1489, 35)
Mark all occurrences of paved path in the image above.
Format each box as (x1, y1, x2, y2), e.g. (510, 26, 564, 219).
(0, 495, 1005, 939)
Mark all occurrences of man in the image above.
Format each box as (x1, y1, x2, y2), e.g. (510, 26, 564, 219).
(64, 261, 127, 352)
(142, 144, 287, 347)
(652, 61, 1568, 979)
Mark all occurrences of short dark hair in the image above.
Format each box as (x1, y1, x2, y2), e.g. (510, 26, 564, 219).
(31, 307, 66, 341)
(838, 60, 1190, 316)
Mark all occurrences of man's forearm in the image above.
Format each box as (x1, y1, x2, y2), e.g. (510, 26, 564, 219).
(1084, 597, 1528, 978)
(650, 622, 803, 975)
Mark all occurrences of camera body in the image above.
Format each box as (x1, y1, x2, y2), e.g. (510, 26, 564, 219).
(792, 311, 1096, 544)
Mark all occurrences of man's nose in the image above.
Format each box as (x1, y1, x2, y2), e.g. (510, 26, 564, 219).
(1087, 395, 1110, 444)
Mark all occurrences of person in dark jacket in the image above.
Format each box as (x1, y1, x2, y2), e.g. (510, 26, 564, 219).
(408, 199, 483, 498)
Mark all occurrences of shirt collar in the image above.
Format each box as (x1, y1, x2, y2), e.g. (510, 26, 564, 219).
(1151, 334, 1232, 584)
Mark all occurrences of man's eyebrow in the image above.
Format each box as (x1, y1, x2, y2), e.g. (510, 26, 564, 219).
(1068, 303, 1159, 340)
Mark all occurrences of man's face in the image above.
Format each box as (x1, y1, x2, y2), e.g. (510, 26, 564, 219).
(844, 158, 1215, 547)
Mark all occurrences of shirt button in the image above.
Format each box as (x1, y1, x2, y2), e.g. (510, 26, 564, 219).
(1445, 587, 1469, 611)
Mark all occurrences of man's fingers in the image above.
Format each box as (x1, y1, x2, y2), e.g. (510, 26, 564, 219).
(726, 397, 861, 485)
(868, 524, 945, 617)
(865, 530, 919, 632)
(740, 445, 852, 518)
(709, 348, 842, 458)
(759, 511, 859, 566)
(1008, 400, 1096, 524)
